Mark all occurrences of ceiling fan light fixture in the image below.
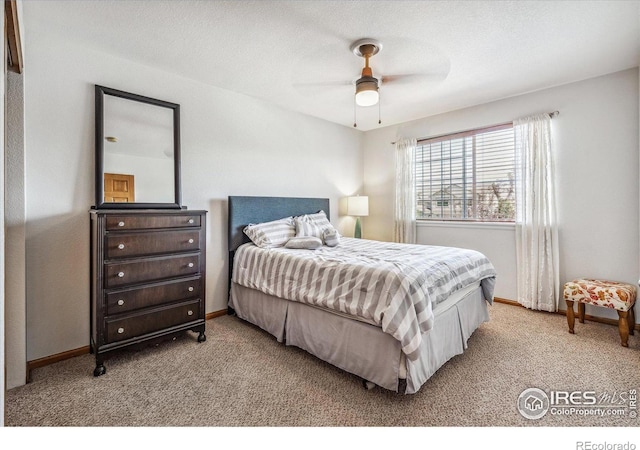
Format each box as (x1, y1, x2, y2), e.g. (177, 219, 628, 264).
(355, 75, 379, 107)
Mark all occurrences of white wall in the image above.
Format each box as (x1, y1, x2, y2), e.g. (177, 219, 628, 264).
(6, 70, 26, 390)
(0, 0, 7, 425)
(21, 28, 363, 362)
(364, 68, 639, 324)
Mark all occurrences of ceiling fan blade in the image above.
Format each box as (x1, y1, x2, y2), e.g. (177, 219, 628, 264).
(380, 73, 447, 85)
(293, 80, 353, 88)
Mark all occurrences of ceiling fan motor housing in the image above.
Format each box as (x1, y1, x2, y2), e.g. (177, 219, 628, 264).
(356, 75, 378, 90)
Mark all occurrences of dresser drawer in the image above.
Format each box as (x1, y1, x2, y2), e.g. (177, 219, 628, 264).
(105, 299, 201, 343)
(105, 230, 200, 258)
(105, 253, 200, 288)
(106, 277, 202, 314)
(106, 214, 201, 231)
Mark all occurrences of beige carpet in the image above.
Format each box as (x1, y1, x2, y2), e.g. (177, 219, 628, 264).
(5, 302, 640, 427)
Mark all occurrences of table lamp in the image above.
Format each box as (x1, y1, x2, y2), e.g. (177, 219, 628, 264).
(347, 195, 369, 238)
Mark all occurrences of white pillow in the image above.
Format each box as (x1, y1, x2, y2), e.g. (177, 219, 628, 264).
(297, 210, 341, 240)
(284, 236, 322, 250)
(323, 228, 340, 247)
(294, 217, 324, 240)
(304, 210, 333, 230)
(243, 217, 295, 248)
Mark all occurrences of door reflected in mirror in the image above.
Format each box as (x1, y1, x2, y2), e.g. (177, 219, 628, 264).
(104, 173, 135, 203)
(95, 85, 181, 209)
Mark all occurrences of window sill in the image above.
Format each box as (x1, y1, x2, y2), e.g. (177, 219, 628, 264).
(416, 220, 515, 231)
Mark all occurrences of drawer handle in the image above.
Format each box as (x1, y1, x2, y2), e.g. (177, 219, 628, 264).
(117, 327, 125, 334)
(188, 239, 194, 244)
(118, 272, 125, 278)
(117, 299, 125, 306)
(188, 263, 194, 268)
(187, 310, 193, 316)
(118, 221, 125, 227)
(118, 243, 125, 250)
(188, 286, 194, 292)
(188, 219, 194, 224)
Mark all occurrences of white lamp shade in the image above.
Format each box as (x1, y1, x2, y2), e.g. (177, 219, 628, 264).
(347, 196, 369, 216)
(355, 89, 379, 107)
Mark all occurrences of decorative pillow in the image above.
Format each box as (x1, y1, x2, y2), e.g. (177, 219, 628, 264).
(304, 210, 332, 229)
(284, 236, 322, 250)
(243, 217, 295, 248)
(323, 228, 340, 247)
(294, 217, 324, 240)
(297, 210, 341, 239)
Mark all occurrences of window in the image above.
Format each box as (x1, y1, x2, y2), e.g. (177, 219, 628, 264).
(415, 123, 515, 221)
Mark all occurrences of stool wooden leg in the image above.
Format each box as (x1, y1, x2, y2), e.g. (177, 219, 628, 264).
(566, 300, 575, 334)
(617, 310, 629, 347)
(628, 306, 635, 336)
(578, 302, 585, 323)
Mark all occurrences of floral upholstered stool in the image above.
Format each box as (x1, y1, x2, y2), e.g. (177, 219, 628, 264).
(564, 278, 636, 347)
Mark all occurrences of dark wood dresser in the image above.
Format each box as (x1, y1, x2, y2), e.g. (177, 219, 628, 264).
(90, 209, 207, 376)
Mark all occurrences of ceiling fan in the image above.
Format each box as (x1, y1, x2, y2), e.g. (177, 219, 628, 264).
(351, 38, 421, 127)
(351, 38, 382, 107)
(292, 37, 450, 127)
(350, 38, 438, 108)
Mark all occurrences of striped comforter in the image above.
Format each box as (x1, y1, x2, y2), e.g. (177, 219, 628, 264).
(232, 238, 496, 361)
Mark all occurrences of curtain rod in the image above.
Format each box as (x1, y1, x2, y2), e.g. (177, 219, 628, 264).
(390, 110, 559, 145)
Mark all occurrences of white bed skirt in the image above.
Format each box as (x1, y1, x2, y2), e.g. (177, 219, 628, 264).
(229, 282, 489, 394)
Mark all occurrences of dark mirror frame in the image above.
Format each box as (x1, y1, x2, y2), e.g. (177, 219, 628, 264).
(94, 85, 182, 209)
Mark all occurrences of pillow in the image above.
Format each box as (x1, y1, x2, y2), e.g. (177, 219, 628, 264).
(304, 210, 333, 229)
(323, 228, 340, 247)
(298, 210, 341, 238)
(294, 217, 324, 240)
(284, 236, 323, 250)
(243, 217, 295, 248)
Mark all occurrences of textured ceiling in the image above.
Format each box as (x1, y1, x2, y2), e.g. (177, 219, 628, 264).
(24, 1, 640, 131)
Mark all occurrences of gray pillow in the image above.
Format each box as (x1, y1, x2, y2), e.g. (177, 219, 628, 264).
(284, 236, 323, 250)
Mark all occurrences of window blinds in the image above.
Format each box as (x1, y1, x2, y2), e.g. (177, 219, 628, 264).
(415, 124, 515, 221)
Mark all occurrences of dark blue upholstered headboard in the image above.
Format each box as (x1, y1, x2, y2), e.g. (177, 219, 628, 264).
(227, 196, 331, 252)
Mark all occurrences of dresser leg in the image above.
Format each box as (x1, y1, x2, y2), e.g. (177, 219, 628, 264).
(94, 355, 106, 376)
(197, 331, 206, 343)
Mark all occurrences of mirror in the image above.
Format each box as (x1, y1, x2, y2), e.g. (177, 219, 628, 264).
(95, 85, 182, 209)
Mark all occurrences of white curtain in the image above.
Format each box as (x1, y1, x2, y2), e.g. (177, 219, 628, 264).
(394, 137, 417, 243)
(514, 113, 559, 312)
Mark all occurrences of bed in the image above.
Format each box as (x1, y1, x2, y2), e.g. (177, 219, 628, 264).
(227, 195, 496, 394)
